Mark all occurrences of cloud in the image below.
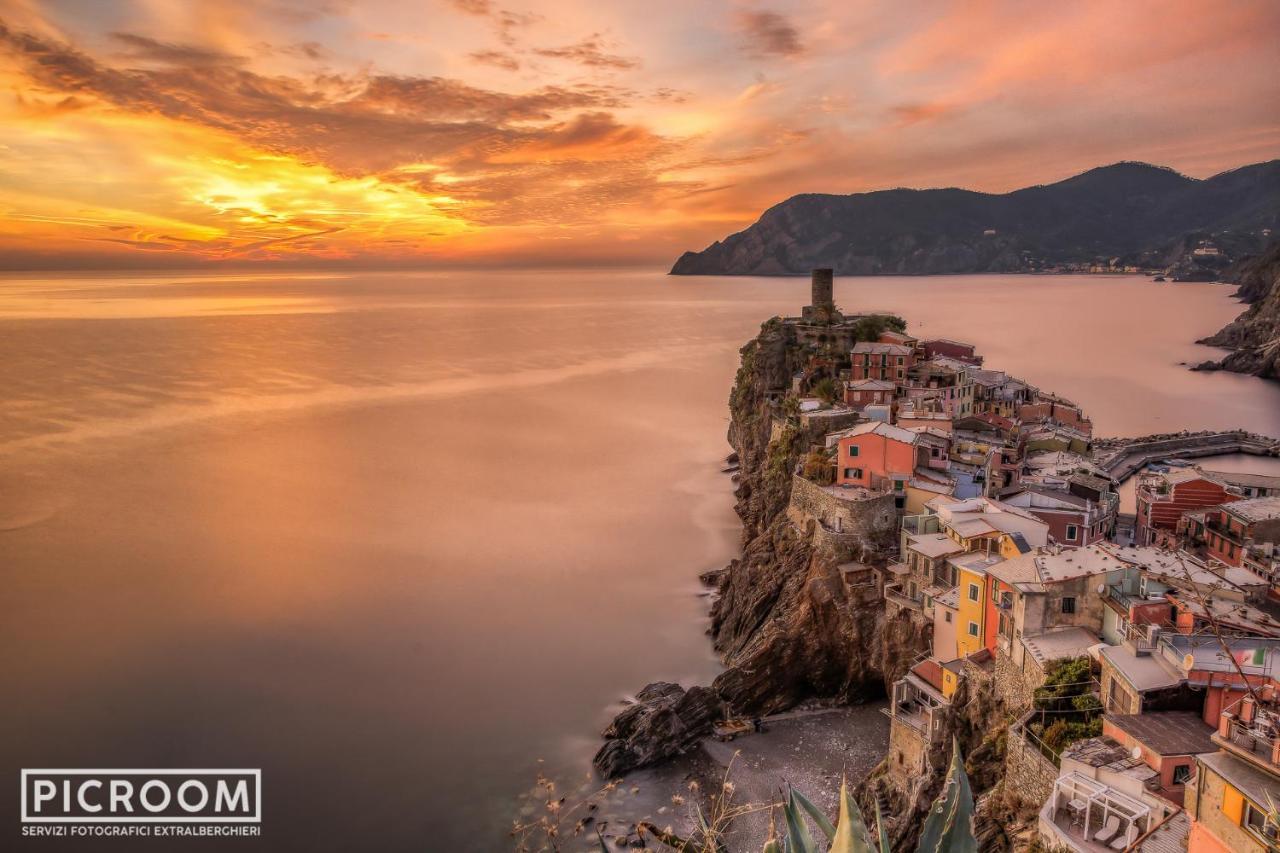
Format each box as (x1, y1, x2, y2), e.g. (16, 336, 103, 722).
(735, 10, 803, 58)
(532, 34, 639, 70)
(469, 49, 519, 71)
(109, 32, 245, 67)
(0, 21, 686, 228)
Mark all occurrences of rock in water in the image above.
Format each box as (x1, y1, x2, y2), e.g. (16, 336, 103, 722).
(593, 682, 724, 778)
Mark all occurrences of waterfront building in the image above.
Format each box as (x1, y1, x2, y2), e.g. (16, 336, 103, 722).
(1004, 482, 1119, 547)
(1135, 468, 1239, 547)
(1200, 497, 1280, 568)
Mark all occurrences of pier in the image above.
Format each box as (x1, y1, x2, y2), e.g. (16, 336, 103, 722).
(1093, 429, 1280, 481)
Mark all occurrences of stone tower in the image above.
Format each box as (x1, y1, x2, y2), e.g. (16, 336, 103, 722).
(811, 268, 833, 310)
(802, 268, 841, 324)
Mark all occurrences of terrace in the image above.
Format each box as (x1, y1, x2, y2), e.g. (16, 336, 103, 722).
(1215, 697, 1280, 773)
(882, 671, 946, 741)
(1038, 772, 1153, 852)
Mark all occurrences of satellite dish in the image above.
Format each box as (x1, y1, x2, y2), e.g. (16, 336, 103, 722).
(1132, 746, 1142, 760)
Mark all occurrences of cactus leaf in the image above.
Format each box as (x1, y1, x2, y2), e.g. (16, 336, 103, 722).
(874, 798, 891, 853)
(917, 739, 978, 853)
(829, 779, 878, 853)
(791, 786, 836, 841)
(784, 788, 819, 853)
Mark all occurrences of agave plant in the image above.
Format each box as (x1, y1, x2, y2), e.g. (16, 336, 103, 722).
(767, 739, 975, 853)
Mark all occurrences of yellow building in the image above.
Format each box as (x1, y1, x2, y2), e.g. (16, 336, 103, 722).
(955, 559, 989, 658)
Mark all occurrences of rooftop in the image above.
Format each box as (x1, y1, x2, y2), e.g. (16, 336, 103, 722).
(1063, 736, 1160, 786)
(1022, 627, 1101, 666)
(1224, 496, 1280, 524)
(1106, 712, 1217, 756)
(1102, 544, 1268, 592)
(847, 379, 896, 391)
(852, 341, 913, 356)
(1199, 749, 1280, 811)
(911, 659, 945, 693)
(987, 545, 1127, 588)
(829, 420, 919, 445)
(1099, 643, 1184, 693)
(1205, 469, 1280, 490)
(906, 532, 966, 559)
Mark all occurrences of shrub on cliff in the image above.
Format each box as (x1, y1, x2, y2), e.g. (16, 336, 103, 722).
(851, 315, 906, 344)
(801, 450, 835, 486)
(810, 378, 839, 406)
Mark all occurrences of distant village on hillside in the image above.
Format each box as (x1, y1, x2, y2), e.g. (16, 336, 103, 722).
(780, 269, 1280, 852)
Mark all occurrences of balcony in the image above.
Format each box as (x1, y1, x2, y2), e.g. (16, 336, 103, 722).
(1107, 585, 1137, 611)
(1216, 714, 1280, 771)
(884, 585, 924, 613)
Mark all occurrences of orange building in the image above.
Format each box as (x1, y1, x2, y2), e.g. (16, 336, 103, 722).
(831, 421, 923, 492)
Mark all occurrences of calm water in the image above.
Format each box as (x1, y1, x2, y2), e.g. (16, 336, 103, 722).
(2, 270, 1280, 851)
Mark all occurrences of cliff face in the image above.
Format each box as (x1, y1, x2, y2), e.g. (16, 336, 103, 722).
(670, 160, 1280, 276)
(1195, 242, 1280, 381)
(708, 321, 921, 712)
(594, 317, 926, 778)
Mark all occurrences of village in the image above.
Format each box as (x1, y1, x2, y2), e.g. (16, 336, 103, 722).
(774, 270, 1280, 852)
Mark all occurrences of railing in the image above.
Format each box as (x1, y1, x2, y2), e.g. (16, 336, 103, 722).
(1222, 717, 1280, 768)
(1108, 584, 1138, 611)
(885, 587, 923, 612)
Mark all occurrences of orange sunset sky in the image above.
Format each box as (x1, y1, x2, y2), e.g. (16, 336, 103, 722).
(1, 0, 1278, 269)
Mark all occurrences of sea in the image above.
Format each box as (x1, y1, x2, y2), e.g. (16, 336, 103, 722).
(2, 269, 1279, 851)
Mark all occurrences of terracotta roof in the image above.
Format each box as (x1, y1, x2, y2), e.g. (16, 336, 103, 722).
(911, 659, 945, 693)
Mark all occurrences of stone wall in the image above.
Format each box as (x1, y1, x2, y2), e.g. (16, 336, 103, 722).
(787, 475, 897, 560)
(993, 646, 1041, 712)
(887, 716, 930, 788)
(1003, 712, 1059, 815)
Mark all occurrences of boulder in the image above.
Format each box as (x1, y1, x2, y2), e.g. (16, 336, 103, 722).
(592, 682, 723, 778)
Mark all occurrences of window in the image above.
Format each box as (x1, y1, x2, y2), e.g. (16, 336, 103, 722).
(931, 447, 941, 458)
(1065, 524, 1078, 541)
(894, 496, 905, 509)
(944, 612, 952, 623)
(968, 583, 980, 602)
(897, 357, 904, 366)
(1172, 764, 1192, 785)
(843, 467, 862, 480)
(848, 445, 860, 458)
(893, 479, 905, 492)
(1245, 801, 1279, 842)
(967, 621, 979, 637)
(1061, 597, 1076, 614)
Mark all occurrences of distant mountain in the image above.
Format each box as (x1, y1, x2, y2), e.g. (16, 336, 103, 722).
(670, 160, 1280, 276)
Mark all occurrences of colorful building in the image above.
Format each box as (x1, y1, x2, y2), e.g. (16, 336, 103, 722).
(851, 341, 915, 383)
(830, 421, 923, 492)
(1201, 497, 1280, 567)
(1135, 468, 1239, 547)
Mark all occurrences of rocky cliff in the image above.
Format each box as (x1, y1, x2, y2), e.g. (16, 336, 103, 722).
(594, 317, 926, 778)
(1194, 241, 1280, 381)
(670, 160, 1280, 276)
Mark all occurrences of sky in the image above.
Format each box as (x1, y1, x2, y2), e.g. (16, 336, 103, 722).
(0, 0, 1278, 270)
